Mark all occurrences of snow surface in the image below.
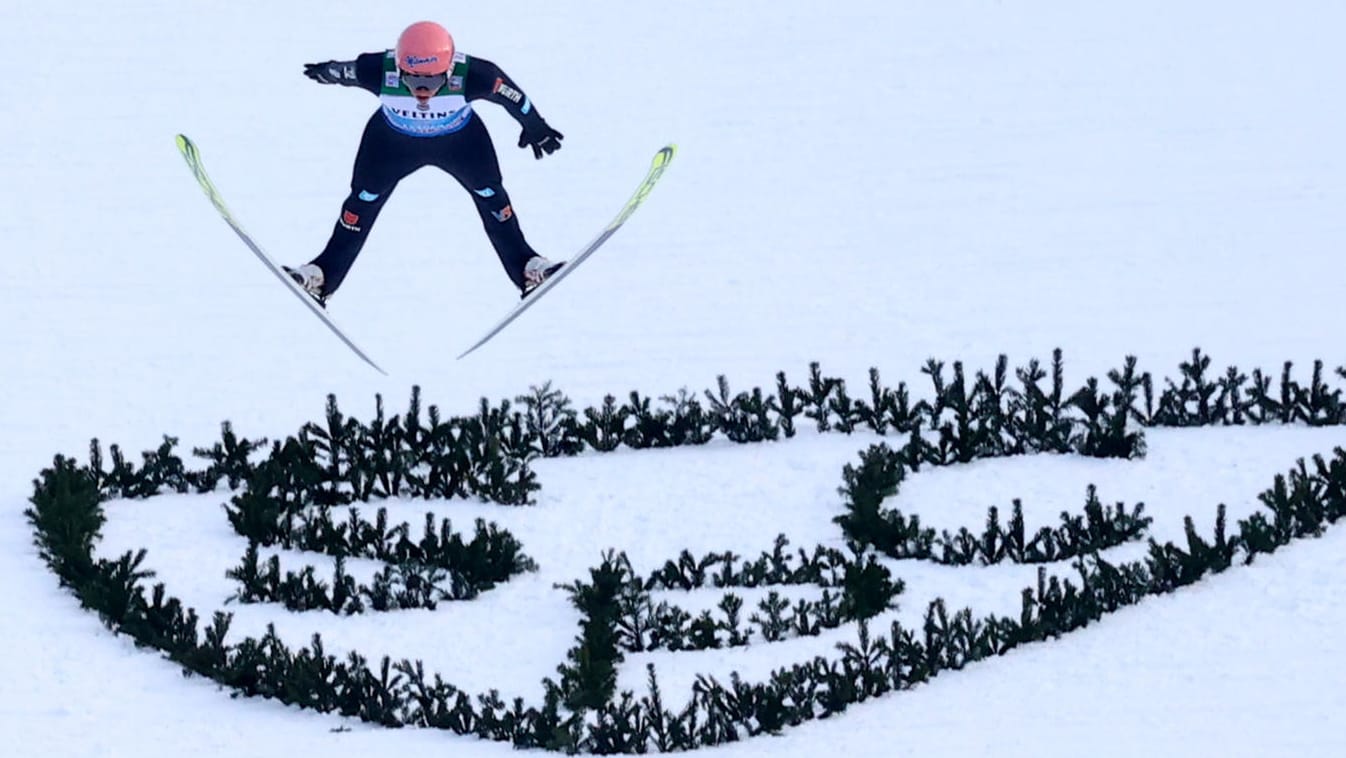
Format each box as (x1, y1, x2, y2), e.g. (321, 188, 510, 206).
(3, 1, 1345, 756)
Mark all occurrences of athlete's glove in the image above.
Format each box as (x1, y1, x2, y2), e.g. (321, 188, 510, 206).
(518, 120, 564, 159)
(304, 61, 358, 85)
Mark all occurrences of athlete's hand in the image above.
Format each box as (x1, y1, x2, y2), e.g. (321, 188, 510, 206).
(303, 61, 355, 85)
(518, 121, 564, 159)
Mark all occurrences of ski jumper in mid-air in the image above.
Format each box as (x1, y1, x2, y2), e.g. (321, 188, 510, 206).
(285, 20, 565, 304)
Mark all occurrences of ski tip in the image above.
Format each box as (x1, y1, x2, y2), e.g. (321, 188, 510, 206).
(650, 144, 676, 171)
(175, 134, 198, 159)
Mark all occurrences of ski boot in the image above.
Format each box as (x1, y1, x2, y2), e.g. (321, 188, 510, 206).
(521, 255, 565, 299)
(283, 263, 327, 307)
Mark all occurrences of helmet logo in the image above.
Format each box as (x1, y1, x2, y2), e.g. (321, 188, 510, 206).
(405, 55, 439, 67)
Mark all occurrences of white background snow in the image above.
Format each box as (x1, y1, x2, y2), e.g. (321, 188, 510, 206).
(2, 1, 1345, 756)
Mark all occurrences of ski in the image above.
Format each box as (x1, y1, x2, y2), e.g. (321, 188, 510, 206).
(173, 134, 387, 375)
(457, 144, 677, 359)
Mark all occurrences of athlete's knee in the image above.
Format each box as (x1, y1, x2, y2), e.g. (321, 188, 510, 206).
(336, 186, 392, 234)
(468, 184, 517, 223)
(347, 186, 390, 206)
(469, 183, 506, 202)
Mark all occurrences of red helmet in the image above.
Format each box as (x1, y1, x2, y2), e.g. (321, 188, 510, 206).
(396, 21, 455, 75)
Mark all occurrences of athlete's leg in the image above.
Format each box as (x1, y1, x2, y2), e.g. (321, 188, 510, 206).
(310, 117, 422, 296)
(431, 117, 541, 290)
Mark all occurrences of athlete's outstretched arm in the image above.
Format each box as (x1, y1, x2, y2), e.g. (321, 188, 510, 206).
(465, 57, 564, 159)
(302, 53, 385, 94)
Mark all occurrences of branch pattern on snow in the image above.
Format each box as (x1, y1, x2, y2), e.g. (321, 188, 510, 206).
(24, 348, 1346, 752)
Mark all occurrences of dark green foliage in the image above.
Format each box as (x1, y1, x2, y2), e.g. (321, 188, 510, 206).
(192, 422, 267, 491)
(633, 567, 896, 653)
(1156, 348, 1220, 426)
(202, 390, 542, 614)
(1068, 377, 1146, 459)
(660, 388, 718, 446)
(839, 553, 900, 620)
(833, 443, 920, 557)
(271, 390, 542, 506)
(1295, 361, 1345, 426)
(926, 359, 1001, 463)
(556, 551, 630, 712)
(803, 361, 844, 432)
(223, 472, 294, 546)
(222, 507, 536, 614)
(87, 437, 193, 499)
(751, 591, 793, 642)
(1007, 350, 1074, 454)
(1106, 355, 1149, 426)
(25, 454, 104, 586)
(556, 538, 901, 664)
(645, 534, 853, 591)
(580, 395, 629, 452)
(623, 390, 674, 449)
(855, 367, 921, 435)
(22, 351, 1346, 753)
(971, 356, 1013, 454)
(303, 394, 360, 504)
(1212, 365, 1250, 425)
(705, 375, 781, 443)
(774, 371, 805, 438)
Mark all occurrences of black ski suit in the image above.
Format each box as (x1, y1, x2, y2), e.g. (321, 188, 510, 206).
(302, 53, 562, 296)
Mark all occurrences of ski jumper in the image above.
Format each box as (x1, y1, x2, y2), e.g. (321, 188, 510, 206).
(308, 51, 552, 294)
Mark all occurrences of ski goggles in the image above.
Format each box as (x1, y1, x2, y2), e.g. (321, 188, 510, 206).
(401, 71, 448, 92)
